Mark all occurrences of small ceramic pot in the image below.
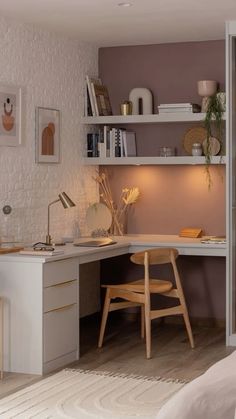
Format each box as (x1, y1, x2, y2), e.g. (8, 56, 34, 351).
(120, 101, 132, 115)
(197, 80, 217, 97)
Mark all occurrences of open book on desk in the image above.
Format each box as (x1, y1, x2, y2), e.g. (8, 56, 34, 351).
(19, 248, 64, 256)
(73, 238, 117, 247)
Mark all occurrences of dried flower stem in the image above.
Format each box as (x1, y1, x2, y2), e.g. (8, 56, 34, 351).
(93, 171, 140, 235)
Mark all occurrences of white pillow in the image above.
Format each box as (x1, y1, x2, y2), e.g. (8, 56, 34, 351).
(156, 351, 236, 419)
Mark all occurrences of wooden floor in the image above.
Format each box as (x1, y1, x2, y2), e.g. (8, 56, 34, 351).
(0, 314, 233, 399)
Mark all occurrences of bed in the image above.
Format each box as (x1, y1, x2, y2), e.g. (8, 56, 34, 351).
(156, 351, 236, 419)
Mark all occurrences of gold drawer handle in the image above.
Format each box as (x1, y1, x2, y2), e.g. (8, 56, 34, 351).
(46, 303, 76, 313)
(49, 279, 76, 288)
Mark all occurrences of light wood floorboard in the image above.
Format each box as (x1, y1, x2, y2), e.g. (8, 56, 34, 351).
(0, 314, 233, 398)
(75, 314, 233, 381)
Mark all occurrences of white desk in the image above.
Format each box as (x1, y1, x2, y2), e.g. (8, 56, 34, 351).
(0, 235, 226, 375)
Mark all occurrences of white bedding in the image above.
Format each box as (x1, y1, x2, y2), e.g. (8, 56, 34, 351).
(156, 351, 236, 419)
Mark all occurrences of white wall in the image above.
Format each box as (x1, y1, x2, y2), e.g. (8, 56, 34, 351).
(0, 16, 98, 244)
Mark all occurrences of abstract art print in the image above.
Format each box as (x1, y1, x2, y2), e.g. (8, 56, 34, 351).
(36, 107, 60, 163)
(0, 84, 22, 146)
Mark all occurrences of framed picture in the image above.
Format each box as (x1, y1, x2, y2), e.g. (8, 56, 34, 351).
(35, 107, 60, 163)
(0, 84, 22, 146)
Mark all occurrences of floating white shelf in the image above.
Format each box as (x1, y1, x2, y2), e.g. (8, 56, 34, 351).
(82, 113, 226, 125)
(83, 156, 225, 166)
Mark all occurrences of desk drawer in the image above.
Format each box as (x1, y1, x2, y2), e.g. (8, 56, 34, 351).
(44, 303, 78, 363)
(43, 279, 77, 313)
(43, 259, 77, 287)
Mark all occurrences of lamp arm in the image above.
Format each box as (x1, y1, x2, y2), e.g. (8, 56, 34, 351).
(46, 198, 60, 245)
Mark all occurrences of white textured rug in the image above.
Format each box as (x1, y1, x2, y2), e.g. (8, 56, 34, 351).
(0, 369, 185, 418)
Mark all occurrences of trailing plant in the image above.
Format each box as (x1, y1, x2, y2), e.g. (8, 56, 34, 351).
(203, 93, 224, 188)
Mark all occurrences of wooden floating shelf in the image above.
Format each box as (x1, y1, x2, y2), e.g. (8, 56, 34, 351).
(82, 113, 226, 125)
(83, 156, 226, 166)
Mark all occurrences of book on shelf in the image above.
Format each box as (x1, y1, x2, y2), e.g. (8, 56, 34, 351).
(87, 133, 99, 157)
(86, 127, 136, 159)
(104, 125, 111, 157)
(98, 128, 106, 158)
(85, 75, 102, 116)
(91, 83, 113, 116)
(84, 86, 93, 117)
(158, 103, 201, 113)
(200, 236, 226, 244)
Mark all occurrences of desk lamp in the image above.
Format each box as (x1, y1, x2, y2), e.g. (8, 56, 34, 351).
(46, 192, 75, 245)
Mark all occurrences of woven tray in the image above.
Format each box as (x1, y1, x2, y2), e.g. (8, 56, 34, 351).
(183, 126, 207, 155)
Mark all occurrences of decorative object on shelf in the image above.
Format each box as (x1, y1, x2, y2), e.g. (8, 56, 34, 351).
(129, 87, 153, 115)
(46, 192, 76, 245)
(191, 142, 202, 156)
(202, 136, 220, 156)
(202, 92, 224, 188)
(86, 202, 112, 236)
(85, 75, 102, 116)
(183, 126, 207, 155)
(120, 100, 132, 115)
(35, 107, 60, 164)
(197, 80, 218, 112)
(197, 80, 217, 96)
(159, 146, 176, 157)
(216, 92, 226, 111)
(93, 171, 140, 235)
(91, 84, 112, 116)
(0, 84, 22, 146)
(203, 93, 223, 161)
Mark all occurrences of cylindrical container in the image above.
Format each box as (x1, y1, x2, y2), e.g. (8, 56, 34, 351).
(159, 146, 175, 157)
(192, 142, 202, 156)
(120, 101, 132, 115)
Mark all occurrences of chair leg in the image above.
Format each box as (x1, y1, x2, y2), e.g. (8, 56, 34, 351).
(144, 305, 151, 359)
(98, 289, 111, 348)
(182, 310, 195, 349)
(141, 305, 145, 339)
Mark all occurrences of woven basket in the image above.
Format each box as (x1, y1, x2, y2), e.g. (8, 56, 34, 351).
(183, 126, 207, 155)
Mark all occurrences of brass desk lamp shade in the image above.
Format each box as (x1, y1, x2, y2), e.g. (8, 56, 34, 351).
(46, 192, 76, 245)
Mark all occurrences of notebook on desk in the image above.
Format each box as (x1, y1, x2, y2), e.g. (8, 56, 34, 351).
(73, 238, 117, 247)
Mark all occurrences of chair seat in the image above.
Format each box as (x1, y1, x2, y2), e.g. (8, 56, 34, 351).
(102, 279, 173, 294)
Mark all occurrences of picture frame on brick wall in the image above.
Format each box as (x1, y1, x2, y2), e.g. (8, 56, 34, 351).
(35, 107, 60, 164)
(0, 84, 22, 146)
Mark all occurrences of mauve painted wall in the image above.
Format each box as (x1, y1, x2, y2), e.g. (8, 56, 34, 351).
(99, 41, 226, 320)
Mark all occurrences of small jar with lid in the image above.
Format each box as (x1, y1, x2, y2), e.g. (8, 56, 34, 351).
(191, 142, 202, 156)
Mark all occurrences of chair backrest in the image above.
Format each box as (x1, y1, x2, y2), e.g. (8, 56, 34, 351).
(130, 248, 179, 265)
(130, 248, 181, 299)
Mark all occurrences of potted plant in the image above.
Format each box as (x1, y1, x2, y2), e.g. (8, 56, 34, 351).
(203, 93, 224, 187)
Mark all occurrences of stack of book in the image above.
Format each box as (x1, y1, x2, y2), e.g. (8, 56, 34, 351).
(87, 127, 136, 158)
(158, 103, 201, 114)
(85, 75, 113, 116)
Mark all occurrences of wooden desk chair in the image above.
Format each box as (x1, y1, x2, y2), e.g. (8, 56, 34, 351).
(98, 247, 194, 359)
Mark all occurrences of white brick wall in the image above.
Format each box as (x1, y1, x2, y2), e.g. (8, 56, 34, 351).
(0, 16, 99, 244)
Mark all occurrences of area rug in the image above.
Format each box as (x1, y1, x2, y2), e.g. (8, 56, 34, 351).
(0, 369, 186, 418)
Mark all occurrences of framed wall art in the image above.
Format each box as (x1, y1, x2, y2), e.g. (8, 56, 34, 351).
(35, 107, 60, 163)
(0, 84, 22, 146)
